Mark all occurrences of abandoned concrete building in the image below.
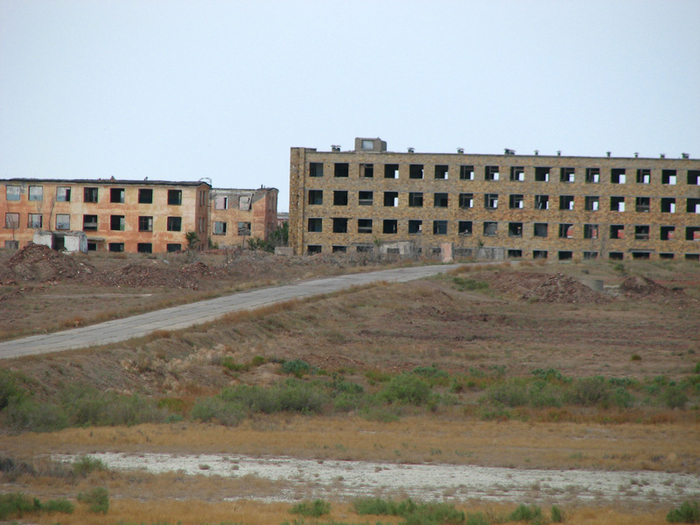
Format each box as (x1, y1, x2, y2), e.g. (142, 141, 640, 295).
(209, 187, 278, 247)
(1, 179, 278, 253)
(289, 138, 700, 261)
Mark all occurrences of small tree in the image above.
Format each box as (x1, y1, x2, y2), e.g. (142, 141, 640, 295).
(185, 231, 199, 262)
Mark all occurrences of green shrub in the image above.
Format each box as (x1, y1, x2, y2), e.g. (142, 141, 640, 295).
(412, 365, 449, 380)
(0, 370, 25, 410)
(667, 501, 700, 523)
(694, 362, 700, 374)
(567, 377, 611, 407)
(381, 374, 431, 405)
(664, 386, 689, 409)
(282, 359, 317, 377)
(42, 498, 75, 514)
(453, 277, 489, 292)
(77, 487, 109, 514)
(331, 379, 364, 395)
(466, 512, 490, 525)
(483, 379, 528, 407)
(353, 497, 465, 524)
(0, 493, 40, 519)
(73, 455, 108, 477)
(611, 387, 634, 408)
(290, 499, 331, 517)
(190, 397, 246, 426)
(527, 381, 564, 408)
(219, 379, 328, 415)
(221, 357, 249, 372)
(251, 355, 266, 367)
(4, 397, 68, 433)
(550, 505, 565, 523)
(531, 368, 565, 382)
(508, 504, 543, 522)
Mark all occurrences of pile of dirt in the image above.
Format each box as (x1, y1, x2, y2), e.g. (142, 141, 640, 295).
(91, 263, 202, 290)
(482, 272, 550, 295)
(522, 273, 611, 304)
(6, 244, 94, 282)
(620, 276, 683, 301)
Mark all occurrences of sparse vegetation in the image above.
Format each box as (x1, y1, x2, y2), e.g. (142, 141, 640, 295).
(77, 486, 109, 514)
(667, 501, 700, 523)
(290, 499, 331, 517)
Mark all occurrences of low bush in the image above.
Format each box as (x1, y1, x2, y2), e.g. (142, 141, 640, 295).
(452, 277, 489, 292)
(567, 377, 611, 407)
(73, 455, 107, 477)
(508, 503, 543, 522)
(664, 386, 689, 409)
(77, 487, 109, 514)
(667, 501, 700, 523)
(0, 493, 73, 519)
(353, 497, 464, 525)
(290, 499, 331, 517)
(381, 374, 431, 405)
(190, 397, 246, 426)
(282, 359, 317, 377)
(550, 504, 565, 523)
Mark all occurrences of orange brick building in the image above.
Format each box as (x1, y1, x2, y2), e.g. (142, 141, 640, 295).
(209, 187, 278, 247)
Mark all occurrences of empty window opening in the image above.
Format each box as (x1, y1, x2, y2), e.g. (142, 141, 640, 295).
(534, 223, 548, 238)
(533, 250, 548, 259)
(56, 186, 71, 202)
(54, 214, 69, 230)
(111, 188, 125, 203)
(583, 224, 599, 239)
(584, 251, 598, 260)
(661, 198, 676, 213)
(408, 220, 423, 234)
(508, 249, 523, 258)
(309, 163, 324, 177)
(559, 195, 574, 210)
(214, 196, 228, 210)
(610, 225, 625, 239)
(387, 248, 401, 255)
(510, 167, 525, 181)
(110, 215, 125, 231)
(385, 164, 399, 179)
(585, 196, 599, 211)
(558, 251, 573, 260)
(358, 191, 373, 206)
(585, 168, 600, 183)
(632, 251, 650, 260)
(687, 198, 700, 213)
(308, 190, 323, 205)
(237, 222, 251, 236)
(409, 164, 424, 179)
(485, 194, 498, 209)
(660, 226, 675, 240)
(167, 243, 181, 252)
(83, 215, 98, 231)
(535, 195, 549, 210)
(685, 254, 700, 261)
(307, 245, 322, 255)
(535, 167, 550, 182)
(635, 225, 650, 240)
(358, 219, 373, 234)
(334, 163, 349, 177)
(28, 214, 43, 229)
(636, 197, 650, 213)
(167, 189, 182, 205)
(686, 227, 700, 241)
(332, 218, 348, 233)
(459, 165, 474, 180)
(384, 191, 398, 207)
(610, 196, 625, 212)
(167, 216, 182, 232)
(508, 222, 523, 237)
(609, 252, 624, 260)
(84, 187, 99, 203)
(435, 165, 449, 179)
(433, 220, 448, 235)
(434, 193, 448, 207)
(383, 219, 397, 234)
(611, 169, 626, 184)
(333, 191, 348, 206)
(458, 221, 472, 235)
(137, 243, 152, 254)
(662, 169, 677, 185)
(28, 186, 43, 201)
(139, 188, 153, 204)
(308, 218, 322, 232)
(459, 193, 473, 209)
(408, 192, 423, 207)
(87, 242, 96, 252)
(509, 194, 524, 209)
(359, 163, 373, 178)
(356, 244, 373, 253)
(688, 170, 700, 185)
(483, 221, 497, 236)
(332, 246, 347, 253)
(485, 166, 500, 181)
(636, 169, 651, 184)
(213, 221, 227, 235)
(660, 253, 674, 260)
(109, 243, 124, 253)
(5, 213, 20, 229)
(559, 224, 573, 238)
(560, 167, 575, 183)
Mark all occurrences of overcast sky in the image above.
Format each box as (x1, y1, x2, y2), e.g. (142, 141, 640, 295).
(1, 0, 699, 212)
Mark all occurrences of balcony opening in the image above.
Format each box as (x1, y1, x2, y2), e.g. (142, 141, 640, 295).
(560, 167, 575, 183)
(459, 193, 473, 209)
(661, 198, 676, 213)
(610, 224, 624, 239)
(635, 197, 650, 213)
(559, 195, 574, 210)
(485, 194, 498, 209)
(485, 166, 500, 181)
(686, 227, 700, 241)
(583, 224, 598, 239)
(635, 225, 650, 240)
(687, 198, 700, 213)
(509, 194, 524, 209)
(558, 224, 573, 239)
(660, 226, 675, 240)
(688, 170, 700, 185)
(83, 215, 98, 231)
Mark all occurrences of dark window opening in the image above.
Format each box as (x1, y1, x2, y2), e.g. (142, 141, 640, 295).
(632, 252, 650, 260)
(384, 164, 399, 179)
(307, 245, 322, 255)
(434, 193, 448, 207)
(485, 165, 500, 181)
(458, 221, 472, 235)
(660, 253, 674, 260)
(308, 190, 323, 205)
(534, 223, 548, 238)
(384, 191, 398, 207)
(535, 195, 549, 210)
(360, 163, 373, 178)
(309, 163, 324, 177)
(332, 246, 347, 253)
(636, 169, 651, 184)
(483, 221, 497, 236)
(688, 170, 700, 185)
(662, 169, 677, 185)
(84, 187, 99, 203)
(560, 167, 575, 183)
(459, 193, 473, 209)
(610, 225, 624, 239)
(687, 198, 700, 213)
(435, 165, 449, 179)
(558, 251, 573, 260)
(83, 215, 98, 231)
(609, 252, 624, 260)
(358, 219, 372, 234)
(213, 221, 227, 235)
(57, 186, 71, 202)
(635, 225, 650, 240)
(559, 195, 574, 210)
(110, 215, 125, 231)
(459, 165, 474, 180)
(635, 197, 650, 213)
(167, 243, 182, 253)
(685, 254, 700, 261)
(238, 222, 251, 236)
(168, 189, 182, 205)
(535, 167, 550, 182)
(408, 220, 422, 234)
(109, 243, 124, 253)
(356, 245, 373, 253)
(332, 218, 348, 233)
(686, 227, 700, 241)
(409, 164, 424, 179)
(485, 194, 498, 209)
(585, 168, 600, 183)
(408, 192, 423, 207)
(333, 191, 348, 206)
(87, 242, 96, 252)
(334, 163, 349, 177)
(508, 249, 523, 258)
(508, 222, 523, 237)
(583, 224, 599, 239)
(583, 252, 598, 260)
(585, 196, 599, 211)
(167, 216, 182, 232)
(138, 216, 153, 232)
(111, 188, 125, 203)
(137, 243, 152, 254)
(610, 196, 625, 212)
(611, 169, 626, 184)
(433, 220, 447, 235)
(559, 224, 573, 238)
(308, 218, 322, 232)
(533, 250, 548, 259)
(510, 167, 525, 181)
(509, 194, 524, 209)
(661, 198, 676, 213)
(139, 188, 153, 204)
(358, 191, 373, 206)
(660, 226, 675, 240)
(383, 219, 397, 234)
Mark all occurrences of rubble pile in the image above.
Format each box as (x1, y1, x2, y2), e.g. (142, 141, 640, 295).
(521, 273, 611, 304)
(91, 263, 201, 289)
(620, 276, 682, 301)
(6, 244, 94, 282)
(486, 272, 550, 295)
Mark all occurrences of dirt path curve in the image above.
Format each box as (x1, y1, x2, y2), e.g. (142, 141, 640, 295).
(0, 263, 461, 360)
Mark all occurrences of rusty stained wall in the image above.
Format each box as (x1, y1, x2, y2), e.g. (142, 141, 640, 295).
(1, 180, 210, 253)
(289, 145, 700, 259)
(209, 188, 278, 246)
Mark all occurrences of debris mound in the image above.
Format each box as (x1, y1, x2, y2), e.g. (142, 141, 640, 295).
(6, 243, 94, 282)
(485, 272, 550, 295)
(522, 273, 611, 304)
(620, 276, 682, 301)
(94, 263, 201, 289)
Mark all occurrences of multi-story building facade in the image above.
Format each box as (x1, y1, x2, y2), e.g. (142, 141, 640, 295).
(290, 138, 700, 261)
(1, 179, 211, 253)
(210, 187, 278, 247)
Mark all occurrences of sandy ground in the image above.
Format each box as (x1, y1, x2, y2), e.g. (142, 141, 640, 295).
(52, 452, 700, 506)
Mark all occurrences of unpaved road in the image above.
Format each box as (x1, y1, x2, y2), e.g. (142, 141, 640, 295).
(0, 263, 460, 360)
(54, 452, 700, 506)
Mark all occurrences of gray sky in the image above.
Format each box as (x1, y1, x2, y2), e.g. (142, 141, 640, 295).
(1, 0, 699, 212)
